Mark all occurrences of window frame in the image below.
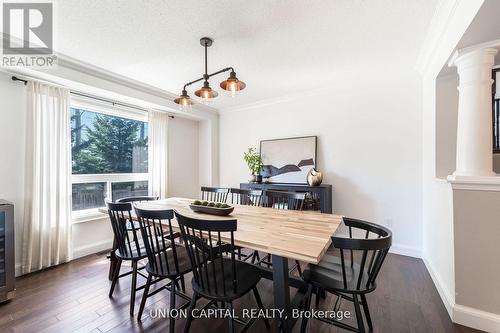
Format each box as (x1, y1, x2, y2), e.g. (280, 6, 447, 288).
(70, 96, 149, 223)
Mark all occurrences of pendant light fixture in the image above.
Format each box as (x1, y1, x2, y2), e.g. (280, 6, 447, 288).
(173, 89, 193, 110)
(220, 70, 246, 97)
(174, 37, 246, 109)
(195, 81, 218, 101)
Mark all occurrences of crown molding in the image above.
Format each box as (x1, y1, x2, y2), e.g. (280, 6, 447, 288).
(415, 0, 484, 77)
(415, 0, 462, 75)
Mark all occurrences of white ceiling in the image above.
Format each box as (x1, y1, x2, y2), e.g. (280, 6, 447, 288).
(54, 0, 438, 110)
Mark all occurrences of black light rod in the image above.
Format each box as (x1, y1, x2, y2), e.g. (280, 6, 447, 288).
(208, 67, 233, 78)
(204, 42, 208, 76)
(11, 76, 174, 119)
(183, 77, 204, 90)
(182, 67, 233, 90)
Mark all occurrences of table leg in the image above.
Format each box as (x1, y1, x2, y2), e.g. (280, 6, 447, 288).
(272, 254, 291, 333)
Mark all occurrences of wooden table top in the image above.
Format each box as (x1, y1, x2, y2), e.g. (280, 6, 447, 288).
(104, 197, 343, 264)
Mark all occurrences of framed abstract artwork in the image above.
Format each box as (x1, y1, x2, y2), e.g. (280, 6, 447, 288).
(260, 136, 317, 184)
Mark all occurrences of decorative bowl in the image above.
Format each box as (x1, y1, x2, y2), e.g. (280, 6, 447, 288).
(189, 204, 234, 216)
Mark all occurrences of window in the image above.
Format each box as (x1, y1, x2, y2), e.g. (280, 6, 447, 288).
(70, 105, 149, 216)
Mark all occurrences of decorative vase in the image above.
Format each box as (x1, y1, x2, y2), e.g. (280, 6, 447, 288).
(255, 175, 263, 183)
(307, 168, 323, 186)
(249, 174, 257, 183)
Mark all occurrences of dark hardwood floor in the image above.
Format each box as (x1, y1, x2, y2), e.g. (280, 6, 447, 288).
(0, 251, 481, 333)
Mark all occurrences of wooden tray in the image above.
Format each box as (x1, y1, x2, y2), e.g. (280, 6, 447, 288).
(189, 204, 234, 216)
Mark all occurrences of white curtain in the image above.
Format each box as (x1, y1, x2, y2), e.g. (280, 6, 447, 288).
(148, 110, 169, 198)
(22, 82, 72, 274)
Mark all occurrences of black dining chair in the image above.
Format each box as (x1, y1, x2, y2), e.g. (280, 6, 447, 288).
(175, 210, 270, 333)
(300, 217, 392, 333)
(229, 188, 263, 206)
(115, 196, 159, 230)
(265, 190, 305, 211)
(259, 190, 306, 275)
(229, 188, 263, 262)
(116, 196, 159, 203)
(107, 201, 149, 316)
(106, 196, 160, 280)
(134, 207, 192, 329)
(200, 186, 230, 203)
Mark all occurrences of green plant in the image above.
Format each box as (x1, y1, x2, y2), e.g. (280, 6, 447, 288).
(243, 147, 263, 175)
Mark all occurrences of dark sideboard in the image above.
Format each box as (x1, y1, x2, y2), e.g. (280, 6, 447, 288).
(240, 183, 333, 213)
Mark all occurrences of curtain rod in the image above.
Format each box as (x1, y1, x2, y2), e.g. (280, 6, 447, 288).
(11, 76, 175, 119)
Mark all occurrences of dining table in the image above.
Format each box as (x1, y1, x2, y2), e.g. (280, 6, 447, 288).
(102, 197, 342, 333)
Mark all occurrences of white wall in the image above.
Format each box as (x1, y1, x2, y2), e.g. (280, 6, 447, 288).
(435, 74, 459, 178)
(168, 117, 200, 198)
(219, 71, 423, 256)
(0, 72, 27, 271)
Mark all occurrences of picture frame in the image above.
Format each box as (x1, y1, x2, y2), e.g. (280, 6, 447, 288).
(259, 136, 317, 184)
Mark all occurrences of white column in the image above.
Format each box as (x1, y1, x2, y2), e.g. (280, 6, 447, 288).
(452, 48, 498, 177)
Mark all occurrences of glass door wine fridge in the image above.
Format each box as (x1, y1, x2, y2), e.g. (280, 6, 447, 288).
(0, 200, 15, 303)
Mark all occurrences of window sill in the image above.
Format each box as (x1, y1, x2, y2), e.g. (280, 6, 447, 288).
(73, 209, 108, 224)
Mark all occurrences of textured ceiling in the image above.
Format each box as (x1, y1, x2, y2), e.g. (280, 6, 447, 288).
(53, 0, 438, 109)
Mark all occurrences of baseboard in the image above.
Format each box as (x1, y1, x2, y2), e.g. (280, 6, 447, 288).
(454, 304, 500, 333)
(389, 243, 421, 258)
(422, 256, 454, 319)
(14, 239, 112, 276)
(73, 238, 113, 259)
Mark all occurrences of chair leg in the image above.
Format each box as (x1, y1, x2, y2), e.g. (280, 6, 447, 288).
(315, 286, 321, 308)
(108, 240, 117, 280)
(180, 275, 186, 293)
(252, 287, 270, 329)
(170, 279, 177, 333)
(295, 260, 303, 277)
(300, 284, 313, 333)
(251, 251, 259, 264)
(360, 294, 373, 330)
(109, 258, 122, 297)
(353, 294, 365, 333)
(184, 292, 198, 333)
(138, 273, 153, 321)
(226, 301, 235, 333)
(130, 261, 138, 316)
